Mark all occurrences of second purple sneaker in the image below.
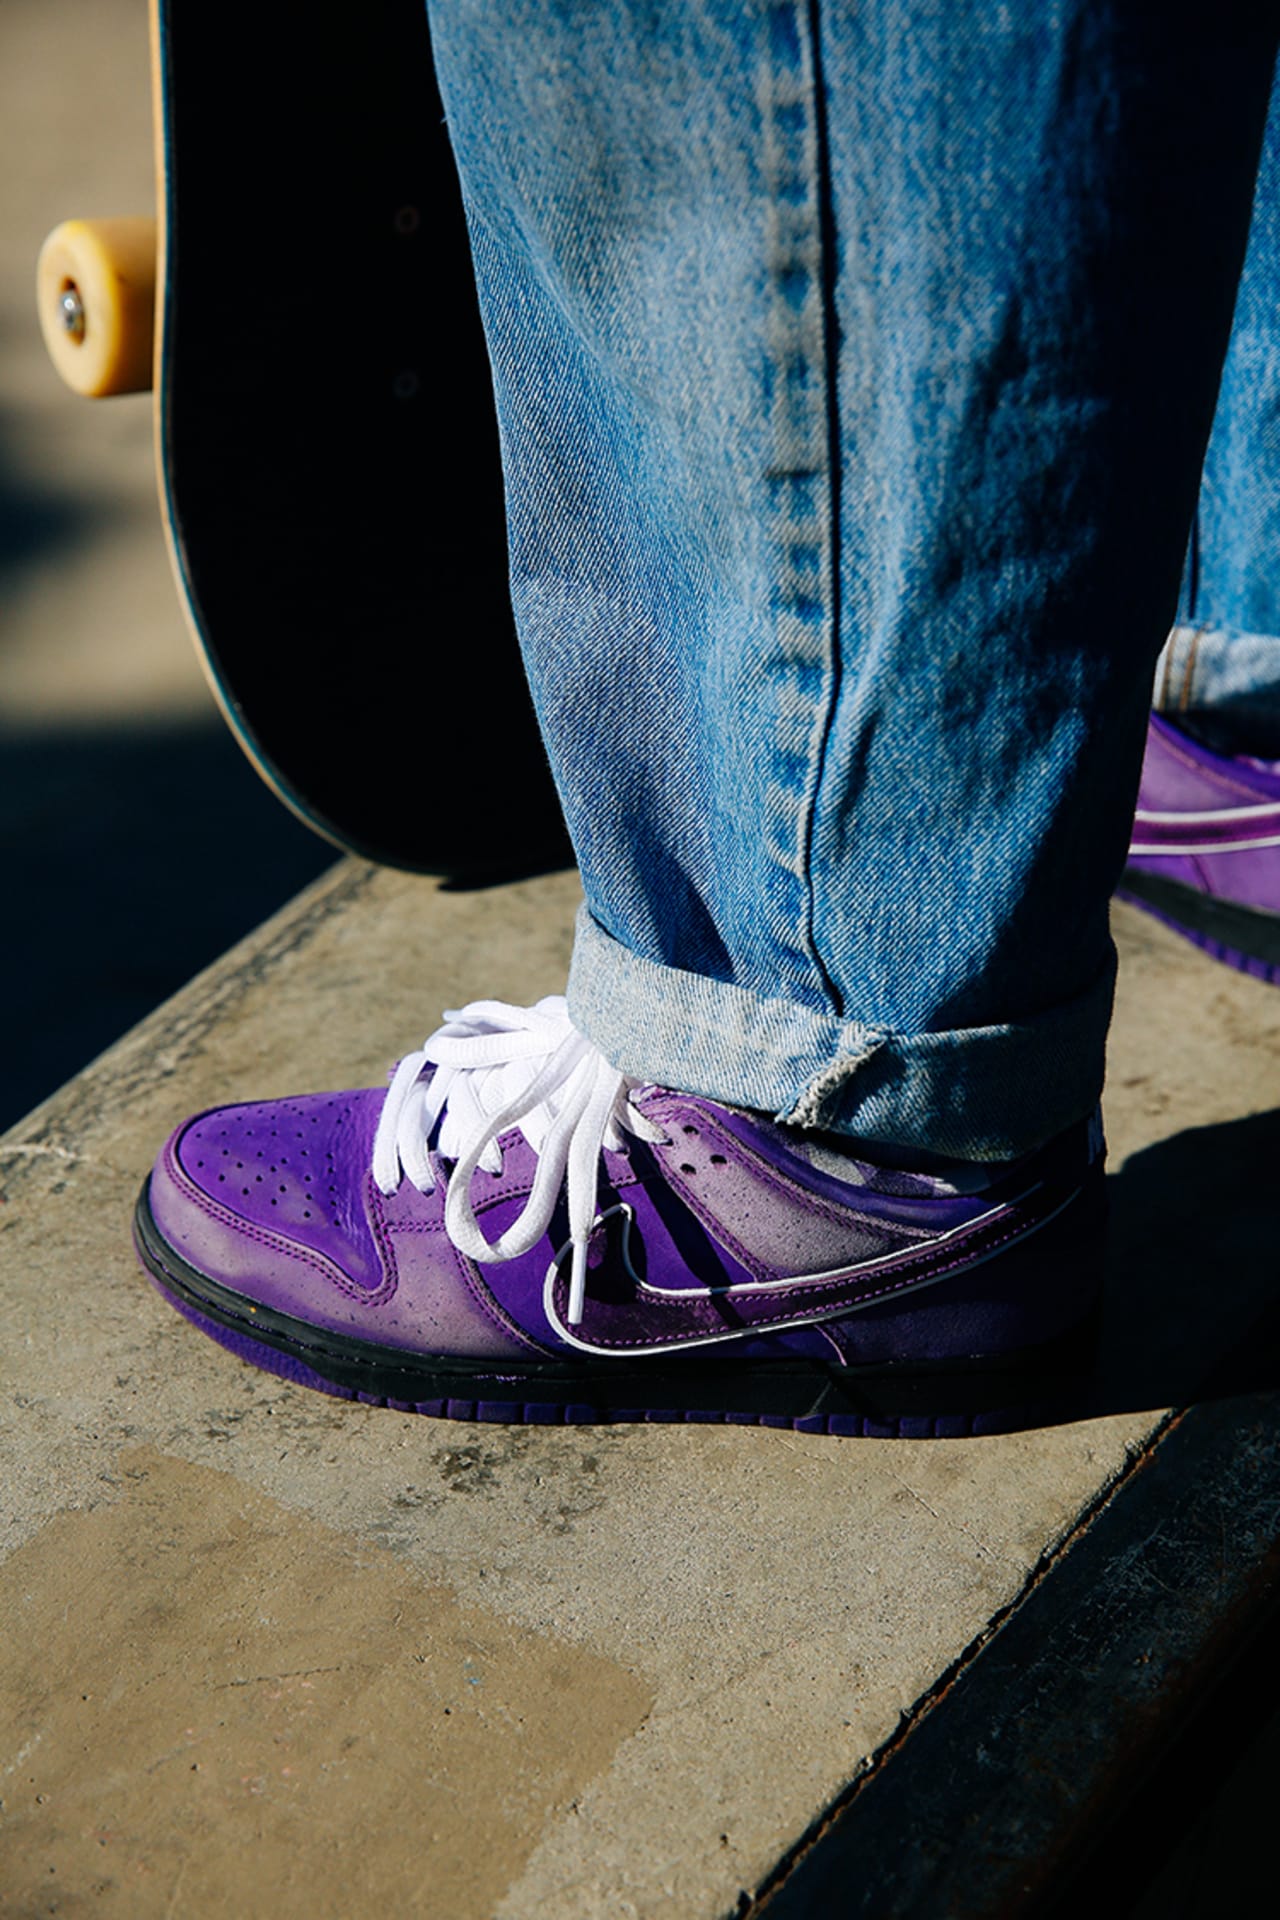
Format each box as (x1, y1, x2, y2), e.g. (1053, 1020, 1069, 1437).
(134, 997, 1105, 1437)
(1121, 713, 1280, 984)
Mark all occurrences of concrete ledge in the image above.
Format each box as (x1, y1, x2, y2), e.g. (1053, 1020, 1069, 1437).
(2, 864, 1278, 1917)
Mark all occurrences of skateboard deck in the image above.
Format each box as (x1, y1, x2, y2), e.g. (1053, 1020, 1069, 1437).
(37, 0, 570, 880)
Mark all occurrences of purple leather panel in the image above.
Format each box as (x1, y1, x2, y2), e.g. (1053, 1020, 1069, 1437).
(822, 1195, 1102, 1363)
(169, 1091, 386, 1289)
(370, 1227, 545, 1358)
(536, 1189, 1063, 1356)
(152, 1106, 536, 1359)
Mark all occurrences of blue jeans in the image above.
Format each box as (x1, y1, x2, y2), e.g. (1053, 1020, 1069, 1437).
(427, 2, 1278, 1159)
(1157, 49, 1280, 757)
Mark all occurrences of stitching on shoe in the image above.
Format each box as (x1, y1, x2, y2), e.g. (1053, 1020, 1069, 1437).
(449, 1240, 554, 1357)
(648, 1103, 933, 1284)
(360, 1174, 403, 1306)
(163, 1136, 549, 1354)
(550, 1202, 1074, 1351)
(163, 1131, 393, 1308)
(1159, 713, 1271, 802)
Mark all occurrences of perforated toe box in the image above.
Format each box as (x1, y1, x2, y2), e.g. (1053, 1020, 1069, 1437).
(148, 1089, 389, 1312)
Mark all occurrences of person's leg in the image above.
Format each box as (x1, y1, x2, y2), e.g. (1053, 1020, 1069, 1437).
(1156, 52, 1280, 761)
(134, 2, 1278, 1432)
(426, 0, 1275, 1161)
(1123, 49, 1280, 981)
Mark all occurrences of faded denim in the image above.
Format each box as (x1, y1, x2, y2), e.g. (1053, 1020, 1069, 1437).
(427, 2, 1278, 1158)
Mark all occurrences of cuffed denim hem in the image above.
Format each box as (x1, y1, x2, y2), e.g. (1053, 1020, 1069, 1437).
(1155, 624, 1280, 754)
(567, 906, 1116, 1163)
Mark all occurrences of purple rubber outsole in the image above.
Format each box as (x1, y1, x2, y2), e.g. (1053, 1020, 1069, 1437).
(141, 1266, 1076, 1441)
(1116, 884, 1280, 986)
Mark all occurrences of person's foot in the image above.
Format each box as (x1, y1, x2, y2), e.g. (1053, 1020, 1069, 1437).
(134, 997, 1105, 1437)
(1120, 713, 1280, 984)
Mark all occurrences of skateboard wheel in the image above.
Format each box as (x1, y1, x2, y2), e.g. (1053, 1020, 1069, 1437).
(36, 217, 157, 397)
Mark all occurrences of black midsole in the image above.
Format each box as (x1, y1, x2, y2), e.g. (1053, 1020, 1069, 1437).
(1121, 866, 1280, 965)
(134, 1182, 1097, 1420)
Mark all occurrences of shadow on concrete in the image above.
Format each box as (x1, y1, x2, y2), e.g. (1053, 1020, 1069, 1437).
(1085, 1105, 1280, 1416)
(3, 719, 335, 1129)
(0, 401, 100, 581)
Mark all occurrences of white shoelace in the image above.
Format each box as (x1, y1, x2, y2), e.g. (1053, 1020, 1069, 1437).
(370, 996, 666, 1324)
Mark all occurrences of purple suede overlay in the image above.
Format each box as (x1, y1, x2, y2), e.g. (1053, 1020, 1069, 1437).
(687, 1099, 990, 1209)
(163, 1093, 385, 1286)
(640, 1094, 973, 1266)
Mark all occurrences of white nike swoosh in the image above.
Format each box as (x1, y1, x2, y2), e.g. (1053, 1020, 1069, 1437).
(636, 1192, 1027, 1296)
(540, 1185, 1077, 1359)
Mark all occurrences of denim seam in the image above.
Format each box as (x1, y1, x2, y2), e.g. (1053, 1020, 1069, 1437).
(1156, 625, 1178, 711)
(788, 1043, 887, 1130)
(1155, 622, 1209, 713)
(760, 1, 841, 1014)
(1180, 625, 1204, 710)
(801, 0, 845, 1014)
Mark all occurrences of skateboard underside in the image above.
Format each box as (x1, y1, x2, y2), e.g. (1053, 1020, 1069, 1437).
(155, 0, 570, 876)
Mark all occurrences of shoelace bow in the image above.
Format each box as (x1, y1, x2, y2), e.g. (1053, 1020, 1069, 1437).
(370, 996, 666, 1324)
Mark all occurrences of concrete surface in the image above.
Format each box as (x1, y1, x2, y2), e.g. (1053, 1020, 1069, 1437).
(2, 862, 1277, 1918)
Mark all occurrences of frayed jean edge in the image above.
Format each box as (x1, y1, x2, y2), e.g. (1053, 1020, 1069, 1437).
(567, 905, 1115, 1162)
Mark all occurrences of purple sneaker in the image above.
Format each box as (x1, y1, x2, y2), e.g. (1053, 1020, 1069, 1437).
(1121, 714, 1280, 984)
(134, 997, 1105, 1437)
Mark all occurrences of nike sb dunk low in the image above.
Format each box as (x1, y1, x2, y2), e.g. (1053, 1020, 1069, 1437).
(1121, 713, 1280, 985)
(134, 996, 1105, 1437)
